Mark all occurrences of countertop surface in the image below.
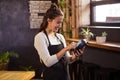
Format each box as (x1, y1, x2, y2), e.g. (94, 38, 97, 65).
(0, 71, 35, 80)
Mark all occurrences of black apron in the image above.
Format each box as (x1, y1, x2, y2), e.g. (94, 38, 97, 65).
(43, 31, 68, 80)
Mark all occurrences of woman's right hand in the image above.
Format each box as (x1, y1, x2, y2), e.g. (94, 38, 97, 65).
(66, 42, 77, 51)
(57, 42, 77, 60)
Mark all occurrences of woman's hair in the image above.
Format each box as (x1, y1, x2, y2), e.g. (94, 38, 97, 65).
(39, 3, 63, 32)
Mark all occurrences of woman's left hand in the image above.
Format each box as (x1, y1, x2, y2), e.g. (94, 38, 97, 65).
(71, 47, 85, 61)
(74, 47, 84, 57)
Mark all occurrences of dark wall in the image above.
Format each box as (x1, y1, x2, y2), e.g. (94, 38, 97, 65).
(0, 0, 42, 78)
(0, 0, 35, 49)
(83, 47, 120, 70)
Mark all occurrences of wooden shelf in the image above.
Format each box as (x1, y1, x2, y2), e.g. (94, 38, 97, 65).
(66, 38, 120, 52)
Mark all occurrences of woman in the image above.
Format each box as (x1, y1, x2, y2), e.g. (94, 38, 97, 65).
(34, 3, 84, 80)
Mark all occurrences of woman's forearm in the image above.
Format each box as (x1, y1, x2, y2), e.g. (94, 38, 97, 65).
(56, 47, 68, 60)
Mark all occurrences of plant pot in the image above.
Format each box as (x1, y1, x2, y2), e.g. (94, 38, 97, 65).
(0, 63, 8, 70)
(96, 36, 106, 43)
(84, 35, 91, 41)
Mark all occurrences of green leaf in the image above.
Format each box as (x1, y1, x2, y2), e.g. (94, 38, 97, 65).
(0, 51, 19, 63)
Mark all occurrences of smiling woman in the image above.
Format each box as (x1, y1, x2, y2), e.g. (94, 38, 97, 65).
(34, 3, 84, 80)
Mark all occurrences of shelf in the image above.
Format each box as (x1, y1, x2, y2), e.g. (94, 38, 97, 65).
(66, 38, 120, 52)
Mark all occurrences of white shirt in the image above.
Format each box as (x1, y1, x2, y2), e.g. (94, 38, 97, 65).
(34, 31, 71, 67)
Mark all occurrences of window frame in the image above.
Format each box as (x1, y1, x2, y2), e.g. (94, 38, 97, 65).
(90, 0, 120, 26)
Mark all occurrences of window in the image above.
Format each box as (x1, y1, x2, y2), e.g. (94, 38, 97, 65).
(90, 0, 120, 26)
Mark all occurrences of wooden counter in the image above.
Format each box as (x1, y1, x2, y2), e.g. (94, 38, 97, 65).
(0, 71, 35, 80)
(66, 38, 120, 52)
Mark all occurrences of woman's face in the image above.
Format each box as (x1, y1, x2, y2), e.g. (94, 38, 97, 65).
(47, 16, 63, 32)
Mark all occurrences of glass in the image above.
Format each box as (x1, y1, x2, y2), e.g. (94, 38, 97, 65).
(94, 3, 120, 23)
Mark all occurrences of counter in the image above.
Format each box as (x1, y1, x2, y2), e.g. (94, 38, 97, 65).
(0, 71, 35, 80)
(66, 38, 120, 52)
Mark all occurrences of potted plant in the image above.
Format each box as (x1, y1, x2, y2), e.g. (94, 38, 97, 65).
(0, 51, 19, 70)
(80, 28, 94, 41)
(96, 31, 107, 43)
(19, 66, 35, 71)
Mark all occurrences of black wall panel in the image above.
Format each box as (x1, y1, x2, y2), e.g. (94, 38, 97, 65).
(0, 0, 41, 78)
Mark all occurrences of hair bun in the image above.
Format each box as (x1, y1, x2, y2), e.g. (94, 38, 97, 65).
(50, 3, 58, 11)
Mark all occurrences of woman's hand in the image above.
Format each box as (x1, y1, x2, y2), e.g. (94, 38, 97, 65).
(65, 42, 77, 51)
(74, 47, 85, 57)
(71, 47, 85, 61)
(57, 42, 77, 60)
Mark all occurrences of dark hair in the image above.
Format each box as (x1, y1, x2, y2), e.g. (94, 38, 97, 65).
(39, 3, 63, 32)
